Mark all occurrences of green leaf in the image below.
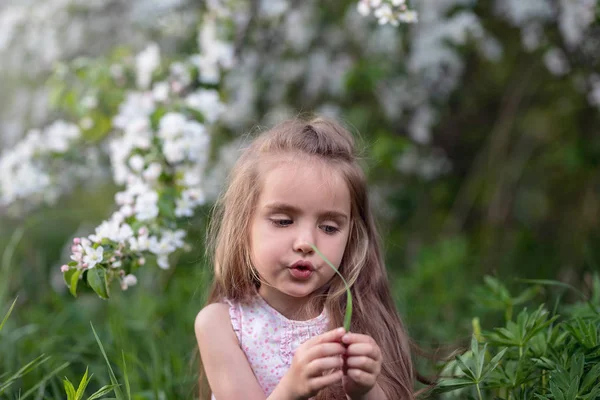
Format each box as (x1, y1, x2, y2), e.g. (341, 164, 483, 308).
(87, 268, 109, 299)
(75, 367, 92, 400)
(581, 362, 600, 392)
(66, 269, 82, 297)
(568, 353, 584, 388)
(20, 361, 70, 400)
(63, 378, 77, 400)
(470, 336, 485, 380)
(455, 354, 477, 381)
(584, 381, 600, 399)
(121, 351, 131, 400)
(549, 380, 565, 400)
(482, 347, 507, 378)
(0, 297, 17, 333)
(512, 285, 541, 306)
(157, 189, 177, 219)
(565, 376, 579, 400)
(433, 377, 475, 393)
(310, 244, 352, 331)
(532, 357, 555, 369)
(87, 384, 119, 400)
(0, 355, 50, 394)
(90, 323, 125, 400)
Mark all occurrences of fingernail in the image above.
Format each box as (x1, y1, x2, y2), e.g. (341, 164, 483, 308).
(337, 327, 345, 333)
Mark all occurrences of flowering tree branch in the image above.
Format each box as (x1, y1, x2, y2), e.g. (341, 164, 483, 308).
(57, 6, 235, 298)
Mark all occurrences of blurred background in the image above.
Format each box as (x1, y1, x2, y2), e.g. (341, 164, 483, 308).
(1, 0, 599, 398)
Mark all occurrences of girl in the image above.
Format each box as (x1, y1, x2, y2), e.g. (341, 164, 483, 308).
(195, 117, 415, 399)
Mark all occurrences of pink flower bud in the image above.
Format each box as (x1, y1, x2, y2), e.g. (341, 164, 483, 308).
(82, 263, 88, 269)
(138, 257, 146, 265)
(71, 245, 79, 252)
(73, 238, 81, 245)
(138, 227, 148, 236)
(60, 265, 69, 273)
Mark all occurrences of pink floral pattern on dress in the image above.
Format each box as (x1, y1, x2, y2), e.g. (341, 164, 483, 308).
(210, 294, 329, 399)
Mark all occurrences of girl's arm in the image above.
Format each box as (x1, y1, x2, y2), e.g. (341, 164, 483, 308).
(195, 303, 267, 400)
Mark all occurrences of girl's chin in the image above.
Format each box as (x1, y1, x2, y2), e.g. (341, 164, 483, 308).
(271, 284, 319, 299)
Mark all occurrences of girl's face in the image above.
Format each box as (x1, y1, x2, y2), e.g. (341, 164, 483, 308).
(250, 155, 351, 318)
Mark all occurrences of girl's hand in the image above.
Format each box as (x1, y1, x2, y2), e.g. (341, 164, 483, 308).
(341, 332, 383, 399)
(277, 327, 346, 400)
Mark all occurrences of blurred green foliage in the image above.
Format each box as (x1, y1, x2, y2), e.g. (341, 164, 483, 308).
(1, 0, 600, 398)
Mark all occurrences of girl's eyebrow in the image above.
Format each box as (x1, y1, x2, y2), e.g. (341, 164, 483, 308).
(264, 202, 348, 221)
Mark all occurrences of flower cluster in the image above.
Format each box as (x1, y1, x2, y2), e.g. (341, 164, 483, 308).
(60, 4, 234, 298)
(0, 120, 103, 215)
(356, 0, 418, 25)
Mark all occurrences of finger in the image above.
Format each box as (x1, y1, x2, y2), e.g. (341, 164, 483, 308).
(341, 332, 375, 345)
(312, 327, 346, 344)
(306, 355, 344, 377)
(346, 368, 377, 387)
(304, 342, 346, 363)
(344, 343, 381, 360)
(345, 355, 379, 374)
(308, 370, 344, 393)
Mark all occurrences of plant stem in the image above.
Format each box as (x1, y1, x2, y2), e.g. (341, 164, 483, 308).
(476, 383, 483, 400)
(542, 369, 547, 394)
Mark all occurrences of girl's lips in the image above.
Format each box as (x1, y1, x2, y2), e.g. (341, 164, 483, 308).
(290, 260, 315, 270)
(288, 260, 315, 280)
(288, 267, 314, 280)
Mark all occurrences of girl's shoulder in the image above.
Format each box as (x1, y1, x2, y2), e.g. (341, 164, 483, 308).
(194, 302, 232, 340)
(194, 296, 254, 341)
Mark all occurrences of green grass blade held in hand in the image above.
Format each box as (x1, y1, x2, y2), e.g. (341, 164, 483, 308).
(310, 244, 352, 331)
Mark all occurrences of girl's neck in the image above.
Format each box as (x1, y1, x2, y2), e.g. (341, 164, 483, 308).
(257, 288, 323, 321)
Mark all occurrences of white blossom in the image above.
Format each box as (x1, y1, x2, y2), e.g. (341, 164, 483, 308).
(152, 81, 170, 102)
(135, 43, 161, 89)
(158, 112, 187, 140)
(558, 0, 596, 48)
(356, 0, 418, 25)
(123, 274, 138, 287)
(544, 48, 570, 76)
(134, 190, 159, 221)
(0, 120, 81, 209)
(357, 1, 371, 16)
(142, 162, 162, 181)
(128, 154, 146, 172)
(157, 255, 170, 270)
(185, 89, 225, 123)
(82, 245, 104, 269)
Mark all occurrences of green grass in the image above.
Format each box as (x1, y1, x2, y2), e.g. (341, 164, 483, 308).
(0, 200, 212, 399)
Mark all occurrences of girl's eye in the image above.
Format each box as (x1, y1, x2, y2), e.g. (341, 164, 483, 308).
(320, 225, 340, 234)
(270, 219, 292, 227)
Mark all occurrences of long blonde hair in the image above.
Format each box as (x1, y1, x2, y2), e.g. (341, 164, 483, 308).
(201, 116, 415, 399)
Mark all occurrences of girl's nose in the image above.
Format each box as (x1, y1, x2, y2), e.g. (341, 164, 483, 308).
(293, 229, 315, 254)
